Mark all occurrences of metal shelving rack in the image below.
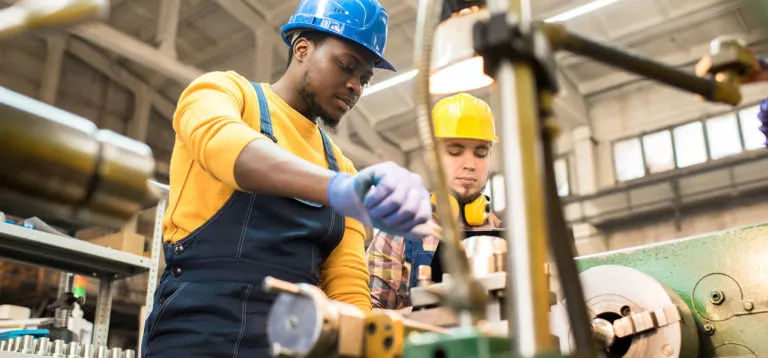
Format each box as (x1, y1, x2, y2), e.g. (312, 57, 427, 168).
(0, 181, 168, 349)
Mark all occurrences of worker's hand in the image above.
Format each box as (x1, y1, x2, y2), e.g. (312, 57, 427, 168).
(327, 162, 432, 237)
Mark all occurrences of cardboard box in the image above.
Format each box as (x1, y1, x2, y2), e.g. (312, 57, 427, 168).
(87, 231, 145, 256)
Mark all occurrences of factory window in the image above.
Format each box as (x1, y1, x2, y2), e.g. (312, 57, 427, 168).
(738, 105, 765, 151)
(706, 113, 742, 160)
(673, 121, 707, 168)
(613, 101, 765, 183)
(554, 157, 570, 197)
(642, 130, 675, 173)
(613, 138, 645, 181)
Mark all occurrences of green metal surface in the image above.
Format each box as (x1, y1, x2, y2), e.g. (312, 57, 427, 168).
(403, 327, 573, 358)
(404, 328, 511, 358)
(576, 223, 768, 357)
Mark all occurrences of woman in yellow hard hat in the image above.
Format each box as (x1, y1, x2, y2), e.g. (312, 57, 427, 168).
(366, 93, 503, 309)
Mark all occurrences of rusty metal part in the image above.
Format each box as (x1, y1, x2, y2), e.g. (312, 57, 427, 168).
(552, 265, 699, 358)
(0, 86, 157, 229)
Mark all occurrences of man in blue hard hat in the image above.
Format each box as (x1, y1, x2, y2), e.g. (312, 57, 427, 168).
(140, 0, 431, 357)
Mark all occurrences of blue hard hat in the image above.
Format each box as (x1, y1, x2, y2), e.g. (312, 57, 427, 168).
(281, 0, 396, 72)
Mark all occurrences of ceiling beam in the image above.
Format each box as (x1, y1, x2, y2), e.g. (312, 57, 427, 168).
(325, 120, 380, 168)
(154, 0, 181, 58)
(558, 0, 743, 68)
(552, 68, 590, 127)
(40, 34, 67, 105)
(348, 107, 406, 165)
(67, 22, 204, 85)
(127, 83, 153, 142)
(254, 28, 274, 82)
(214, 0, 287, 63)
(65, 38, 177, 119)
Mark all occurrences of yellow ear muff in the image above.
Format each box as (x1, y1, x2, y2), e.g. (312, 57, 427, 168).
(430, 193, 460, 220)
(464, 195, 489, 226)
(430, 193, 489, 227)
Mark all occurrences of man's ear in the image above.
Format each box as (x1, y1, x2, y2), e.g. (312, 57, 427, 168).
(293, 38, 311, 63)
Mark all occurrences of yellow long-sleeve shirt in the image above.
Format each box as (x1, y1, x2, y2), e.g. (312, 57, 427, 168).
(163, 70, 371, 311)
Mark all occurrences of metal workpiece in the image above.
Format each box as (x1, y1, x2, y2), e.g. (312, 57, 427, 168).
(81, 344, 95, 358)
(95, 346, 109, 358)
(265, 276, 446, 358)
(19, 337, 33, 354)
(265, 277, 353, 357)
(552, 265, 699, 358)
(108, 348, 122, 358)
(52, 340, 66, 358)
(0, 86, 157, 230)
(66, 342, 80, 358)
(462, 236, 507, 277)
(36, 337, 50, 356)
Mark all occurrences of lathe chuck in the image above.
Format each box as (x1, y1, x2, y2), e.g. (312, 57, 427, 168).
(552, 265, 699, 358)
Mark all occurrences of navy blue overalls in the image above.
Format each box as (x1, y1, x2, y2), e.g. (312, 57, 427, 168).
(141, 83, 346, 358)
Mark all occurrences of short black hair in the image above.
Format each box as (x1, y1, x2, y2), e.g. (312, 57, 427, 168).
(286, 31, 330, 68)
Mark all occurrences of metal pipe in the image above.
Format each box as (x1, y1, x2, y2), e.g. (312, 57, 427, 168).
(54, 272, 74, 329)
(413, 0, 487, 319)
(487, 0, 558, 355)
(541, 112, 598, 356)
(542, 23, 741, 105)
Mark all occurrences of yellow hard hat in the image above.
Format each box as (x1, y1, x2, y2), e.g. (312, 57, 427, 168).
(432, 93, 498, 142)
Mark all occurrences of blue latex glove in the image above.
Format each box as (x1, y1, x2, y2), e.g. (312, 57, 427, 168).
(327, 161, 432, 238)
(759, 98, 768, 147)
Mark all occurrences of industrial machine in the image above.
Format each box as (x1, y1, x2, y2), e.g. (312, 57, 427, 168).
(265, 0, 768, 357)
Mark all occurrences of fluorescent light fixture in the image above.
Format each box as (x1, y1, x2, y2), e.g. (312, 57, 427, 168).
(543, 0, 619, 23)
(362, 69, 418, 96)
(360, 0, 621, 96)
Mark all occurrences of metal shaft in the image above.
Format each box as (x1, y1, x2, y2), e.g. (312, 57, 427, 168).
(545, 24, 740, 105)
(489, 0, 558, 355)
(55, 272, 75, 328)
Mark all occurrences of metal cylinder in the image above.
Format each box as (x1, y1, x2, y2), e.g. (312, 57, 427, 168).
(95, 346, 109, 358)
(592, 318, 616, 349)
(67, 341, 80, 357)
(53, 340, 66, 358)
(82, 344, 95, 358)
(0, 340, 6, 351)
(0, 87, 156, 229)
(21, 335, 34, 353)
(37, 337, 51, 355)
(124, 348, 136, 358)
(109, 347, 122, 358)
(12, 337, 22, 352)
(55, 272, 75, 328)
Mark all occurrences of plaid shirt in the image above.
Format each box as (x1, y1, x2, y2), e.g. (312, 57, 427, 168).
(366, 212, 502, 309)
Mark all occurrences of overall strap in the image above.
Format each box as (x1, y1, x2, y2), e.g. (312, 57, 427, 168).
(318, 129, 339, 172)
(250, 82, 278, 143)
